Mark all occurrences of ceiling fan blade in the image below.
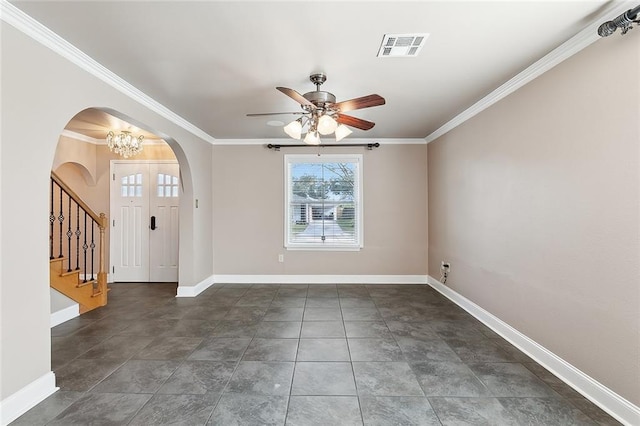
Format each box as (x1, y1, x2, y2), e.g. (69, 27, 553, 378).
(336, 113, 375, 131)
(276, 87, 316, 109)
(246, 112, 306, 117)
(334, 94, 385, 112)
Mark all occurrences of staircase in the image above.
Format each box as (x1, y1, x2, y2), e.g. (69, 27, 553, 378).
(50, 171, 108, 314)
(49, 257, 107, 313)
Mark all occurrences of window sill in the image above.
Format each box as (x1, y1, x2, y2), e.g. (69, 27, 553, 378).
(285, 245, 362, 252)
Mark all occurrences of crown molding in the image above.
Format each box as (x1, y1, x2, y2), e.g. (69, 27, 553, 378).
(212, 138, 426, 146)
(424, 1, 634, 144)
(0, 0, 217, 146)
(60, 130, 166, 145)
(60, 130, 99, 144)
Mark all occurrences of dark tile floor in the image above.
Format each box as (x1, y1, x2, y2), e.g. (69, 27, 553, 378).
(13, 283, 621, 425)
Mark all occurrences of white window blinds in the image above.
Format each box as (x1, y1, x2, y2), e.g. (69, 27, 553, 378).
(285, 154, 363, 250)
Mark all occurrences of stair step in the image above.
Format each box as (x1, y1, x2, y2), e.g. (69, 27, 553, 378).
(60, 269, 81, 278)
(92, 286, 110, 298)
(76, 280, 96, 288)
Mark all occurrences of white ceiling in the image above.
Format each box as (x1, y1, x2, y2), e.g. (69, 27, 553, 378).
(10, 0, 619, 142)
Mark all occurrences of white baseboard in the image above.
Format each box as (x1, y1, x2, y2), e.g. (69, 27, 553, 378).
(212, 274, 428, 285)
(0, 372, 58, 426)
(176, 274, 427, 297)
(50, 303, 79, 328)
(427, 275, 640, 426)
(176, 274, 216, 297)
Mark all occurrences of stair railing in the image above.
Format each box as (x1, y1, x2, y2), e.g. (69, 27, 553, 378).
(50, 171, 107, 300)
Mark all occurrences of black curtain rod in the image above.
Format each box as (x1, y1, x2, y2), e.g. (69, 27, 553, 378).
(267, 143, 380, 151)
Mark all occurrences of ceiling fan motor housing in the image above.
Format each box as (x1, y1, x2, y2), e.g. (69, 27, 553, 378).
(303, 91, 336, 109)
(303, 73, 336, 110)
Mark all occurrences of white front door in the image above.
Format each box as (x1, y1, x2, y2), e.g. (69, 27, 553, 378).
(111, 161, 179, 282)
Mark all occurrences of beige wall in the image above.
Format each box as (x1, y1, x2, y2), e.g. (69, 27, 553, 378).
(213, 144, 428, 276)
(1, 23, 214, 400)
(428, 34, 639, 404)
(53, 135, 97, 184)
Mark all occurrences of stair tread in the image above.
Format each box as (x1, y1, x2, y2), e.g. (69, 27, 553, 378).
(92, 286, 111, 297)
(76, 280, 96, 288)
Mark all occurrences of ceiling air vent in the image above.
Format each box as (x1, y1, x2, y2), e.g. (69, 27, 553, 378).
(377, 33, 429, 57)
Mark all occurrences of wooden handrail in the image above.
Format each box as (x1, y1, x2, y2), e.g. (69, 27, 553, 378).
(51, 171, 103, 225)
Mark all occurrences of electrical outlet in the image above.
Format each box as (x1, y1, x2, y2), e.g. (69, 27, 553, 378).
(278, 254, 284, 263)
(441, 261, 450, 272)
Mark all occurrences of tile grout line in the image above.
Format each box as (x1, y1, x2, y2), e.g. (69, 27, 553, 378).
(339, 290, 366, 425)
(282, 285, 305, 426)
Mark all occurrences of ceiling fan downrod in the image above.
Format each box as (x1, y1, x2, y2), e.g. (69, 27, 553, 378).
(309, 72, 327, 90)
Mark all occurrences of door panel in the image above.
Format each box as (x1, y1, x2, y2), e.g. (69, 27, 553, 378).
(113, 165, 149, 281)
(150, 163, 180, 282)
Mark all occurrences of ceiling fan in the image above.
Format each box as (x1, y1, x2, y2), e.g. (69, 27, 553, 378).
(247, 73, 385, 144)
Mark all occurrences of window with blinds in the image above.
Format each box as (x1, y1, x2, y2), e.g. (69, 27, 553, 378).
(285, 154, 363, 250)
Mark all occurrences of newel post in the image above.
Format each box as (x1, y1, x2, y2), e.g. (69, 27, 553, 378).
(97, 213, 108, 306)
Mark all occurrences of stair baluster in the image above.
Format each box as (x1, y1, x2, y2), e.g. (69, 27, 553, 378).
(75, 203, 81, 271)
(90, 221, 95, 280)
(83, 212, 88, 283)
(58, 185, 64, 258)
(66, 196, 72, 272)
(50, 179, 55, 259)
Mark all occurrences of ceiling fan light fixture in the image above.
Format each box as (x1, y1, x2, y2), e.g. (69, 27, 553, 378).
(283, 118, 303, 139)
(304, 131, 321, 145)
(317, 114, 338, 135)
(335, 124, 353, 142)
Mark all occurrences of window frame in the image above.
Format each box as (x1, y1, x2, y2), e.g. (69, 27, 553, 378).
(284, 154, 364, 251)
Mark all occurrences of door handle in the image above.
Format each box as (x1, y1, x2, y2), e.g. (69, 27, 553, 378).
(150, 216, 156, 230)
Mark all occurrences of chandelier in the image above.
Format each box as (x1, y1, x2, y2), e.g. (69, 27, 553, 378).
(283, 112, 352, 145)
(106, 130, 144, 158)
